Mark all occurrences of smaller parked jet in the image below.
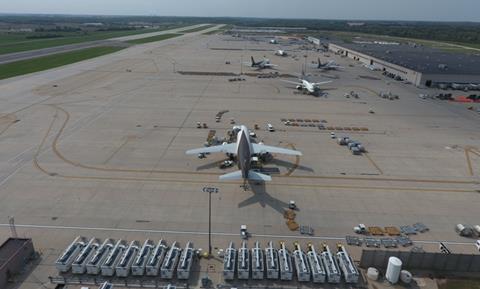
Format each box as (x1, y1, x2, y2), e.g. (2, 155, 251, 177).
(247, 57, 278, 70)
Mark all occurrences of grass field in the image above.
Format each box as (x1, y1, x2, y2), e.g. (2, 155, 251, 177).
(0, 46, 124, 80)
(0, 25, 182, 55)
(319, 30, 480, 54)
(179, 24, 216, 33)
(126, 33, 183, 44)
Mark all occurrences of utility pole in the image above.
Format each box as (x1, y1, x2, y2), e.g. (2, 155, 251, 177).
(203, 186, 219, 258)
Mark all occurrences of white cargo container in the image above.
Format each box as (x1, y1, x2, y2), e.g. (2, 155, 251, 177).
(160, 241, 181, 279)
(101, 240, 127, 276)
(306, 244, 326, 283)
(55, 236, 88, 273)
(146, 240, 168, 276)
(132, 240, 154, 276)
(265, 241, 279, 279)
(177, 242, 194, 280)
(86, 239, 114, 275)
(237, 241, 250, 279)
(278, 242, 293, 281)
(336, 245, 359, 283)
(320, 244, 340, 283)
(72, 238, 100, 274)
(251, 241, 264, 280)
(116, 240, 140, 277)
(292, 242, 310, 282)
(223, 242, 236, 280)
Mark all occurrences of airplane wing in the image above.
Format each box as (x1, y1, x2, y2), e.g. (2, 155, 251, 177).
(313, 80, 333, 86)
(280, 79, 303, 86)
(186, 143, 236, 155)
(251, 143, 302, 156)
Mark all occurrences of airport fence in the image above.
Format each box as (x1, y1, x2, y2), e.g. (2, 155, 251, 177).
(360, 249, 480, 273)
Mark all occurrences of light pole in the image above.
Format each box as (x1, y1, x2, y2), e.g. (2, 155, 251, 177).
(203, 186, 219, 258)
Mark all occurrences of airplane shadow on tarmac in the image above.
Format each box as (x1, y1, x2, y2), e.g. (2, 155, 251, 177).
(237, 180, 290, 215)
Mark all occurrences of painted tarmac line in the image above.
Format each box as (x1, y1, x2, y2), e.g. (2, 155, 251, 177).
(0, 223, 473, 246)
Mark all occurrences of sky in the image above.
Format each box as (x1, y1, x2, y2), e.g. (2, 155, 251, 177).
(1, 0, 479, 22)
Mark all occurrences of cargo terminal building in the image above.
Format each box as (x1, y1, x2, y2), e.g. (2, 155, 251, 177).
(328, 42, 480, 89)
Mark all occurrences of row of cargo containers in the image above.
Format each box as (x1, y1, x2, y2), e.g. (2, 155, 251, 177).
(222, 241, 359, 284)
(55, 237, 194, 280)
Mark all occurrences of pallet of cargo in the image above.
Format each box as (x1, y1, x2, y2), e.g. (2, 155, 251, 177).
(400, 225, 417, 235)
(384, 226, 401, 236)
(396, 236, 413, 247)
(206, 130, 216, 144)
(345, 236, 362, 246)
(286, 220, 299, 231)
(368, 226, 384, 236)
(283, 209, 296, 220)
(364, 237, 381, 248)
(413, 222, 429, 233)
(381, 238, 398, 248)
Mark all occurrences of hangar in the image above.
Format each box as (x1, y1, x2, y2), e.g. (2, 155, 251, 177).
(329, 42, 480, 89)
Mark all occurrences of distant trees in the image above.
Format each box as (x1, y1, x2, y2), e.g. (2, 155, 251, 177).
(3, 14, 480, 45)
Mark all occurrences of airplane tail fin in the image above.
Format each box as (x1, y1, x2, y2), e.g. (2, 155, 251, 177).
(318, 57, 322, 68)
(248, 170, 272, 182)
(251, 56, 255, 66)
(219, 170, 243, 181)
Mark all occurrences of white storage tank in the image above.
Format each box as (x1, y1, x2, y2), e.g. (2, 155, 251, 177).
(367, 267, 379, 281)
(400, 270, 413, 284)
(386, 257, 402, 284)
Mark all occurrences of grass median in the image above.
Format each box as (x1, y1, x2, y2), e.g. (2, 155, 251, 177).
(0, 46, 124, 80)
(0, 25, 185, 55)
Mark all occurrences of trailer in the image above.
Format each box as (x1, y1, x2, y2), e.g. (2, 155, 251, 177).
(251, 241, 264, 280)
(101, 240, 127, 276)
(177, 242, 194, 280)
(55, 236, 88, 273)
(116, 240, 140, 277)
(320, 244, 340, 283)
(278, 242, 293, 281)
(292, 242, 310, 282)
(306, 243, 326, 283)
(160, 241, 181, 279)
(131, 240, 154, 276)
(86, 239, 114, 275)
(146, 240, 168, 276)
(237, 241, 250, 280)
(71, 238, 100, 274)
(336, 244, 359, 283)
(265, 241, 279, 279)
(223, 242, 236, 280)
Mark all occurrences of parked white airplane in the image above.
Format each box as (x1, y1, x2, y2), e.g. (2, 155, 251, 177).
(275, 50, 288, 57)
(281, 74, 332, 95)
(246, 57, 278, 70)
(186, 125, 302, 183)
(316, 58, 343, 70)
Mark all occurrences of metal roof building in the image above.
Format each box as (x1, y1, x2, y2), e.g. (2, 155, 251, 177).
(329, 42, 480, 88)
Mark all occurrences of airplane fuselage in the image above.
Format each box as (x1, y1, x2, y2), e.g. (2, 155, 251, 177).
(236, 126, 252, 179)
(300, 80, 318, 94)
